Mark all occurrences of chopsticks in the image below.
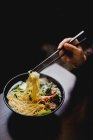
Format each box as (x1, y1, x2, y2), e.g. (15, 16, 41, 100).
(28, 30, 86, 73)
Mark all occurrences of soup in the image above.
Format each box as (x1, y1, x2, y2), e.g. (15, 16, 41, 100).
(7, 72, 62, 116)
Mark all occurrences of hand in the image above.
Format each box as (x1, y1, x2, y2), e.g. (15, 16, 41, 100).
(57, 38, 87, 69)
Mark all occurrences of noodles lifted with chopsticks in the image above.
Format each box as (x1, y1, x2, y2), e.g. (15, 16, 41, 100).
(7, 72, 62, 116)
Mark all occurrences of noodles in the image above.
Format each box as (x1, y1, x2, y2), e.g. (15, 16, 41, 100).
(7, 72, 62, 116)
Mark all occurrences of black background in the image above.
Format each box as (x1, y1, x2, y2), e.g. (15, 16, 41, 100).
(1, 1, 93, 92)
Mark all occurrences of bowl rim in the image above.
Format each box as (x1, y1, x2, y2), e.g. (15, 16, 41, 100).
(3, 72, 65, 117)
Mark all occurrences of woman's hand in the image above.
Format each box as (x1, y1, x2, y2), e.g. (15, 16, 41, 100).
(57, 38, 87, 69)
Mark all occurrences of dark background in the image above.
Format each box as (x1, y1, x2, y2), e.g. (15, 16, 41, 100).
(1, 1, 93, 93)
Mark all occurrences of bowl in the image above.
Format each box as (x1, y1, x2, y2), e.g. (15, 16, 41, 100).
(3, 72, 65, 118)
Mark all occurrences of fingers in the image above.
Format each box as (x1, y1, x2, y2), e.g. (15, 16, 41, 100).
(58, 38, 71, 49)
(58, 39, 79, 58)
(71, 39, 79, 46)
(59, 42, 81, 56)
(59, 49, 65, 57)
(57, 37, 86, 69)
(58, 38, 80, 51)
(63, 43, 79, 53)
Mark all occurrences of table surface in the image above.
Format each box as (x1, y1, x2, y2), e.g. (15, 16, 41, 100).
(0, 63, 76, 140)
